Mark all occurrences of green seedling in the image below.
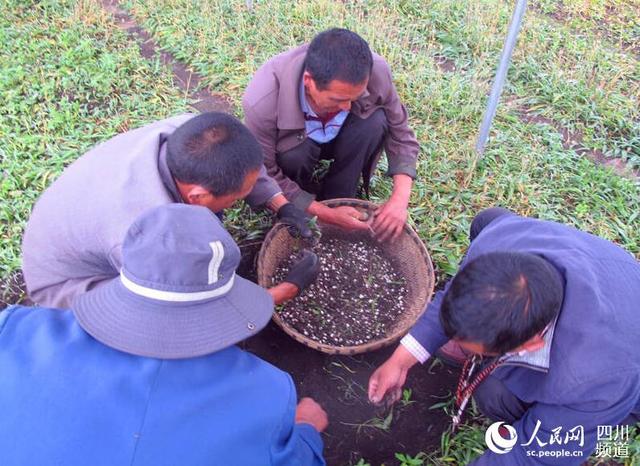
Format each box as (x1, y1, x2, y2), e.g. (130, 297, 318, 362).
(352, 459, 371, 466)
(342, 408, 394, 434)
(400, 388, 415, 407)
(311, 159, 332, 184)
(395, 452, 427, 466)
(304, 215, 322, 247)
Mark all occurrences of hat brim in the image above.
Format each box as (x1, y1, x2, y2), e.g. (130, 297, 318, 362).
(72, 274, 274, 359)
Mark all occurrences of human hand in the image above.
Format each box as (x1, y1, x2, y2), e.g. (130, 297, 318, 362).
(307, 201, 370, 232)
(266, 282, 299, 306)
(372, 198, 408, 242)
(368, 345, 418, 406)
(277, 203, 313, 239)
(325, 206, 371, 231)
(295, 397, 329, 432)
(283, 250, 320, 292)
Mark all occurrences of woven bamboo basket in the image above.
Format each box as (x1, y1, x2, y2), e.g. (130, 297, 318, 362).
(257, 198, 435, 354)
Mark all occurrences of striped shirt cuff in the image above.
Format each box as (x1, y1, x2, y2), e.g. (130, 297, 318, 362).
(400, 334, 431, 364)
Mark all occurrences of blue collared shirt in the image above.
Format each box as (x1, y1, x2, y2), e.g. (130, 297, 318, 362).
(299, 80, 349, 144)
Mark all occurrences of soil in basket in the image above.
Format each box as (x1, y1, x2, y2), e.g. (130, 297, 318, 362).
(273, 235, 408, 347)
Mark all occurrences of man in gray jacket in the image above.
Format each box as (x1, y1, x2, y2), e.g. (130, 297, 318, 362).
(243, 28, 420, 241)
(22, 112, 316, 308)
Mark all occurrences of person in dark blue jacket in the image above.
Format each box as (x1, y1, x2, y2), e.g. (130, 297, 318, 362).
(368, 208, 640, 464)
(0, 203, 326, 466)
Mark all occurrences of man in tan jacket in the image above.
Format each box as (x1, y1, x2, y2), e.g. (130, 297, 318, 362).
(243, 28, 420, 241)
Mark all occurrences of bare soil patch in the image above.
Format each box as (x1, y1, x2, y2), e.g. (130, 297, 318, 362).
(433, 54, 457, 73)
(516, 106, 638, 178)
(100, 0, 232, 113)
(0, 270, 30, 310)
(532, 2, 639, 57)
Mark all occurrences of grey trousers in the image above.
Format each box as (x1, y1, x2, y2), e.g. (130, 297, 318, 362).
(276, 109, 388, 200)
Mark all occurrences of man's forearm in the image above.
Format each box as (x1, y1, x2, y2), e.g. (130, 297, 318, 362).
(307, 201, 334, 222)
(389, 343, 420, 371)
(389, 174, 412, 206)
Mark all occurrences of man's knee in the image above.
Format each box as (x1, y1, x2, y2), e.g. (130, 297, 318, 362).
(331, 110, 387, 170)
(473, 375, 529, 424)
(356, 108, 388, 137)
(277, 142, 319, 178)
(470, 207, 514, 241)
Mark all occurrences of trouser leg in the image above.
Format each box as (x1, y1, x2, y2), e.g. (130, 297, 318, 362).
(622, 412, 640, 426)
(276, 138, 323, 194)
(469, 207, 515, 241)
(473, 375, 531, 424)
(319, 109, 388, 200)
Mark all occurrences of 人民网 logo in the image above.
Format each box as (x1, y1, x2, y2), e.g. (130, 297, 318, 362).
(485, 421, 518, 454)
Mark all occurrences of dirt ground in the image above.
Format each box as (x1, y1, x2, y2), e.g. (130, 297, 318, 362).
(238, 243, 458, 466)
(242, 321, 457, 465)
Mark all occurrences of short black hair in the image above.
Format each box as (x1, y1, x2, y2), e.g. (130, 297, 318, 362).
(304, 28, 373, 90)
(440, 252, 564, 354)
(166, 112, 263, 196)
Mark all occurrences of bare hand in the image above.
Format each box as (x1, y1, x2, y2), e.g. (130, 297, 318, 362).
(368, 346, 418, 406)
(326, 206, 370, 231)
(295, 397, 329, 432)
(372, 199, 408, 242)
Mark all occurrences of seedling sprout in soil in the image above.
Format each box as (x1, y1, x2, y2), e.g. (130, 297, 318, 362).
(274, 234, 408, 347)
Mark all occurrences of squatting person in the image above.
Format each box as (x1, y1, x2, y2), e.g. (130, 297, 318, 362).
(243, 28, 420, 241)
(1, 204, 327, 466)
(368, 207, 640, 464)
(22, 111, 313, 308)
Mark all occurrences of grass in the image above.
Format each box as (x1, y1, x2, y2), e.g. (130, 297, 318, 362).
(0, 0, 189, 283)
(124, 0, 639, 168)
(425, 399, 640, 465)
(121, 0, 639, 283)
(536, 0, 640, 51)
(1, 0, 639, 464)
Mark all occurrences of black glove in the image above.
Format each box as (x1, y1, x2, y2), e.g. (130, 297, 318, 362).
(277, 203, 313, 239)
(284, 250, 320, 292)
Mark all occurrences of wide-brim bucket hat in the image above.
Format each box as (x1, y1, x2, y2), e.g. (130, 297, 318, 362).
(72, 204, 274, 359)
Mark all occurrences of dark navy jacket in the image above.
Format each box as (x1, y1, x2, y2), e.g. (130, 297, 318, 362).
(0, 306, 325, 466)
(409, 213, 640, 464)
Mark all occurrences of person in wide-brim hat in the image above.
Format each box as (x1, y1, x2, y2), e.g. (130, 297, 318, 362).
(73, 203, 319, 359)
(0, 203, 328, 465)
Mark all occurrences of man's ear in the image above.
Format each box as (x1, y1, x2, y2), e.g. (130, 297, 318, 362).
(184, 185, 211, 206)
(302, 71, 315, 90)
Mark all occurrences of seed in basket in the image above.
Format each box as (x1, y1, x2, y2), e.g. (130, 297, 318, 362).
(274, 235, 408, 347)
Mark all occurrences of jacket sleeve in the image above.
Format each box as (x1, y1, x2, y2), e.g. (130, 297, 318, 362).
(377, 59, 419, 179)
(244, 164, 283, 208)
(243, 104, 315, 211)
(405, 247, 476, 359)
(404, 279, 453, 358)
(470, 376, 640, 466)
(269, 376, 326, 466)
